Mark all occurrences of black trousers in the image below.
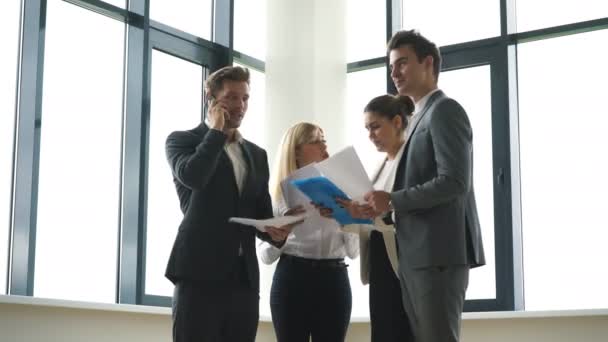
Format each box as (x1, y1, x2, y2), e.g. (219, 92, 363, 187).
(172, 258, 259, 342)
(270, 254, 352, 342)
(369, 231, 414, 342)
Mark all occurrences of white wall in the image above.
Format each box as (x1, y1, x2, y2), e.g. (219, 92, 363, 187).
(2, 296, 608, 342)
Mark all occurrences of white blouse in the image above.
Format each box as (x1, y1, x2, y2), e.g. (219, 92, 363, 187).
(259, 199, 359, 264)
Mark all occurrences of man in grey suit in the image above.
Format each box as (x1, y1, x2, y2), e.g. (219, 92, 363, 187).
(363, 30, 486, 342)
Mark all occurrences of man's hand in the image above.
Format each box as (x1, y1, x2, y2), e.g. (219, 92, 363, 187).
(364, 191, 392, 214)
(335, 198, 379, 220)
(207, 98, 228, 131)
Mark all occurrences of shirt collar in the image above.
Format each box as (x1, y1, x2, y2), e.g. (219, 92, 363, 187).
(413, 88, 441, 116)
(229, 129, 244, 144)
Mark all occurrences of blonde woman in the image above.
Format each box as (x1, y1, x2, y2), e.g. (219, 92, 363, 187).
(260, 122, 359, 342)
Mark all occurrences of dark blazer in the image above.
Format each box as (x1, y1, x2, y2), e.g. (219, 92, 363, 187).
(391, 90, 485, 269)
(164, 123, 275, 291)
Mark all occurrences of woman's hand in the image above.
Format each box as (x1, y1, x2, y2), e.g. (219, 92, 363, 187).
(335, 197, 378, 220)
(284, 205, 306, 216)
(310, 202, 334, 218)
(265, 226, 292, 242)
(265, 205, 306, 242)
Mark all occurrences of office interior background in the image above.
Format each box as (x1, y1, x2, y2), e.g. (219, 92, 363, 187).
(1, 0, 607, 341)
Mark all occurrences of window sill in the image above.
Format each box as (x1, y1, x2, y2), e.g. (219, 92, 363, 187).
(0, 294, 170, 316)
(2, 294, 607, 322)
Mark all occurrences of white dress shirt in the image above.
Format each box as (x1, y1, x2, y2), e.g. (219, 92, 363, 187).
(223, 132, 246, 194)
(209, 125, 247, 254)
(259, 199, 359, 264)
(358, 138, 407, 283)
(413, 88, 441, 116)
(374, 138, 407, 194)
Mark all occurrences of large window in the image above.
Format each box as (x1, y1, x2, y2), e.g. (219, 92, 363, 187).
(441, 66, 496, 300)
(34, 0, 124, 303)
(402, 0, 500, 47)
(347, 0, 386, 63)
(145, 50, 204, 297)
(345, 66, 387, 319)
(235, 63, 266, 148)
(516, 1, 608, 33)
(150, 0, 212, 39)
(518, 29, 608, 310)
(5, 0, 607, 318)
(0, 0, 21, 295)
(346, 67, 387, 176)
(234, 0, 267, 61)
(3, 0, 229, 306)
(102, 0, 125, 8)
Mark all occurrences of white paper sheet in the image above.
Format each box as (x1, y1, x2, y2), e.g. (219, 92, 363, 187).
(315, 146, 374, 202)
(229, 214, 307, 232)
(280, 163, 321, 209)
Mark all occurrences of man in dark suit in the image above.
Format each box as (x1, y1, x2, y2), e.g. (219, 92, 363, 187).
(165, 66, 292, 342)
(364, 30, 486, 342)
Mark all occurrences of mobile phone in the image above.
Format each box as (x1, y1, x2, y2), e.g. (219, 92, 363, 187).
(208, 96, 228, 121)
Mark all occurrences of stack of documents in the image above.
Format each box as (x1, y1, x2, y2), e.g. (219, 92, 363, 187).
(283, 146, 374, 225)
(229, 215, 306, 232)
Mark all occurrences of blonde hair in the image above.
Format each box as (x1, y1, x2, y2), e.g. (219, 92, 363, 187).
(270, 122, 323, 204)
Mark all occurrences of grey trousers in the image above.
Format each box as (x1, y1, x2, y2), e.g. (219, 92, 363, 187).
(399, 264, 469, 342)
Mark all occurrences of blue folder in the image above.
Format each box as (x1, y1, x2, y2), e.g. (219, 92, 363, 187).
(290, 176, 373, 225)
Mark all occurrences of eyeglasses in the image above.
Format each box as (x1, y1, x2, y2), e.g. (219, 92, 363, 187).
(306, 139, 326, 145)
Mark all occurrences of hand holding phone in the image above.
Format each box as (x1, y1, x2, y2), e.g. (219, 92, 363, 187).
(207, 96, 227, 130)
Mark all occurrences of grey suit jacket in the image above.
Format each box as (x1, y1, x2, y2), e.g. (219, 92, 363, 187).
(390, 90, 485, 269)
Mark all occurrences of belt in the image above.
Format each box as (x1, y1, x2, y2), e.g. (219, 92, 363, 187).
(281, 254, 347, 268)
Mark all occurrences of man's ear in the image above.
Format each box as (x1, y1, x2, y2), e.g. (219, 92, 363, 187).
(424, 55, 434, 70)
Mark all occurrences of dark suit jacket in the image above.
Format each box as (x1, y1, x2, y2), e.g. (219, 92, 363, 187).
(391, 90, 485, 269)
(164, 123, 275, 291)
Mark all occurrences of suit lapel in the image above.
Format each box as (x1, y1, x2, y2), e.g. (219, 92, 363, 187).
(402, 90, 445, 152)
(393, 150, 406, 191)
(393, 90, 444, 191)
(196, 123, 240, 194)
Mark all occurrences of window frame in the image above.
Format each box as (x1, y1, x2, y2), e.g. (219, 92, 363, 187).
(6, 0, 608, 314)
(7, 0, 231, 306)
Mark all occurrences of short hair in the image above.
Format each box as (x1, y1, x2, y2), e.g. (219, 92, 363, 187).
(387, 29, 441, 80)
(364, 94, 414, 131)
(205, 66, 250, 98)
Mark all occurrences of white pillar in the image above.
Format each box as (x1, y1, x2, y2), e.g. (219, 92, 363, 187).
(265, 0, 347, 165)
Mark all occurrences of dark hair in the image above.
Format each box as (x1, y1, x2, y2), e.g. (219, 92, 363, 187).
(387, 29, 441, 80)
(364, 94, 414, 131)
(205, 66, 250, 98)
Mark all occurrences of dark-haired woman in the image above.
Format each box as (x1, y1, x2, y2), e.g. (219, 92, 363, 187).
(340, 94, 416, 342)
